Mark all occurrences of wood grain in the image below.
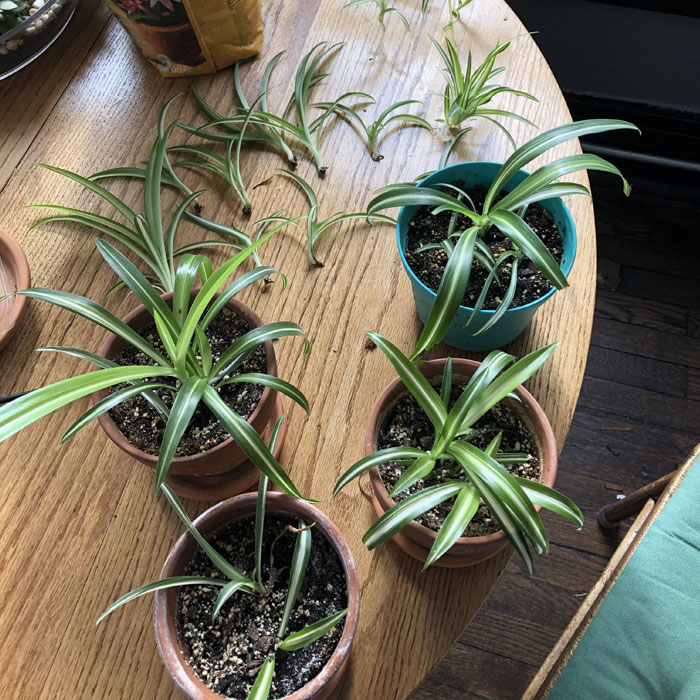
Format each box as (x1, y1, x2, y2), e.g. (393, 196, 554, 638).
(0, 1, 596, 698)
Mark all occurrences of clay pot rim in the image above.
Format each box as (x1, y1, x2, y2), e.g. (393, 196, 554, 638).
(365, 357, 558, 548)
(0, 228, 31, 351)
(154, 492, 361, 700)
(95, 291, 277, 467)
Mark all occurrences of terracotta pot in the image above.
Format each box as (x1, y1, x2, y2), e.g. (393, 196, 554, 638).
(132, 20, 204, 66)
(0, 228, 31, 351)
(154, 492, 361, 700)
(95, 292, 283, 501)
(366, 358, 558, 568)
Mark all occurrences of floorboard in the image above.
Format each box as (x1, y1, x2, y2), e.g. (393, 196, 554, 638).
(410, 181, 700, 699)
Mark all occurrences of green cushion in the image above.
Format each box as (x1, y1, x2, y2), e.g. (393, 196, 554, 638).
(549, 456, 700, 700)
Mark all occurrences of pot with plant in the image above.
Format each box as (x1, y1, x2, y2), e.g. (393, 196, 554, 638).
(334, 333, 583, 571)
(0, 0, 78, 80)
(368, 119, 639, 354)
(0, 231, 311, 501)
(99, 419, 360, 700)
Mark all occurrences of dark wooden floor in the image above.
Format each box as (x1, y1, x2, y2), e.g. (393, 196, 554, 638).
(411, 178, 700, 700)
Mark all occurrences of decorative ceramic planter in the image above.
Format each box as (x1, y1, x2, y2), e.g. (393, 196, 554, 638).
(155, 492, 361, 700)
(396, 161, 577, 351)
(366, 357, 558, 568)
(95, 292, 284, 501)
(0, 228, 31, 351)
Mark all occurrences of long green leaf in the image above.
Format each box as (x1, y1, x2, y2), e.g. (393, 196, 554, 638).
(363, 482, 464, 549)
(160, 484, 252, 583)
(367, 332, 447, 429)
(97, 576, 225, 626)
(424, 484, 480, 568)
(203, 386, 307, 499)
(0, 366, 171, 442)
(154, 377, 208, 494)
(484, 119, 639, 211)
(247, 657, 275, 700)
(389, 454, 436, 497)
(39, 164, 137, 225)
(212, 579, 251, 622)
(219, 373, 309, 414)
(279, 519, 311, 638)
(411, 226, 479, 359)
(278, 609, 348, 651)
(334, 446, 427, 495)
(17, 288, 169, 367)
(514, 477, 584, 528)
(61, 381, 171, 442)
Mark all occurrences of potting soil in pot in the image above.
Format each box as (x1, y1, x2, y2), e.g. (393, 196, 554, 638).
(378, 383, 541, 536)
(405, 185, 563, 309)
(177, 515, 347, 699)
(109, 308, 266, 456)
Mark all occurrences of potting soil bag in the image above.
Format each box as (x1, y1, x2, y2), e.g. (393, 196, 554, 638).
(105, 0, 262, 77)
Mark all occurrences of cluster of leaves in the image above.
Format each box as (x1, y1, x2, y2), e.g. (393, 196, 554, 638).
(99, 423, 348, 700)
(315, 97, 432, 162)
(0, 0, 26, 33)
(30, 100, 268, 292)
(368, 119, 638, 358)
(273, 170, 395, 266)
(334, 334, 583, 571)
(430, 34, 537, 165)
(0, 233, 311, 498)
(343, 0, 474, 32)
(186, 43, 370, 180)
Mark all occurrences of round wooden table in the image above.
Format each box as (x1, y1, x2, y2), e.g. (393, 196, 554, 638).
(0, 1, 595, 698)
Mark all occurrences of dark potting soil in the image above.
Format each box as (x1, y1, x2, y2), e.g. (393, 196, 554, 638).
(405, 185, 563, 309)
(109, 308, 266, 457)
(378, 384, 541, 536)
(177, 515, 347, 699)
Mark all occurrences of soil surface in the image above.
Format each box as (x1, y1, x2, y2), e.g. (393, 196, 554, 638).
(405, 185, 563, 309)
(109, 308, 266, 457)
(378, 383, 541, 536)
(177, 515, 347, 699)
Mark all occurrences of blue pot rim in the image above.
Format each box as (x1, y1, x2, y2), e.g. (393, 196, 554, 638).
(395, 161, 578, 316)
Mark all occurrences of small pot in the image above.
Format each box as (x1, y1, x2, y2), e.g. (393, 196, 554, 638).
(0, 228, 31, 351)
(155, 492, 361, 700)
(95, 292, 282, 501)
(396, 161, 577, 351)
(366, 357, 558, 568)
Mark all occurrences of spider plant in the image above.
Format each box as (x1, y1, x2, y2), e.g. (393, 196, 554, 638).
(343, 0, 410, 30)
(185, 53, 297, 167)
(99, 422, 348, 700)
(275, 170, 395, 266)
(430, 34, 537, 162)
(334, 333, 583, 572)
(312, 98, 432, 161)
(29, 101, 262, 292)
(0, 233, 311, 498)
(206, 43, 371, 177)
(368, 119, 639, 358)
(167, 94, 266, 216)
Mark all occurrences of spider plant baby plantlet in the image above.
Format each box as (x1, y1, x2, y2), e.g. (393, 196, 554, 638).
(208, 42, 371, 177)
(369, 119, 639, 355)
(0, 234, 311, 499)
(343, 0, 411, 31)
(277, 169, 395, 265)
(186, 52, 298, 167)
(312, 97, 432, 161)
(430, 34, 537, 163)
(334, 334, 583, 572)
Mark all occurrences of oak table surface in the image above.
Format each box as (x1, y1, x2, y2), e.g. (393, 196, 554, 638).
(0, 1, 596, 699)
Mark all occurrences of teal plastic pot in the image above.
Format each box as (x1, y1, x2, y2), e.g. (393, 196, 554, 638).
(396, 162, 577, 351)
